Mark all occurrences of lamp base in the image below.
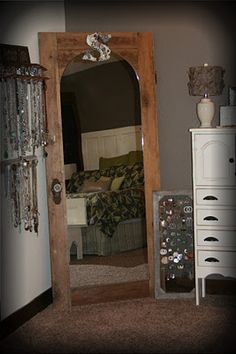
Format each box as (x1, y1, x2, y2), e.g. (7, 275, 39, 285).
(197, 98, 215, 128)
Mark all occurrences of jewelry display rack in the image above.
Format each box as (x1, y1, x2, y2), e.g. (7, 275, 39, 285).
(0, 44, 48, 233)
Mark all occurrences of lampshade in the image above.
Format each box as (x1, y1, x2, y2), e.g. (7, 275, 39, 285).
(187, 64, 225, 96)
(187, 63, 225, 128)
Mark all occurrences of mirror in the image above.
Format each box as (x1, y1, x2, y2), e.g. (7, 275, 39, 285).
(39, 32, 160, 310)
(61, 54, 149, 290)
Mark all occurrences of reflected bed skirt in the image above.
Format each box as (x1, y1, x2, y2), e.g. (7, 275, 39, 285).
(71, 218, 147, 256)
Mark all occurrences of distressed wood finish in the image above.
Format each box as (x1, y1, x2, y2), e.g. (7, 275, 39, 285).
(38, 33, 71, 311)
(138, 33, 160, 295)
(71, 280, 150, 306)
(38, 32, 160, 310)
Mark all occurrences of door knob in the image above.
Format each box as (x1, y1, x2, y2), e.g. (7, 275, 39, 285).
(51, 178, 62, 204)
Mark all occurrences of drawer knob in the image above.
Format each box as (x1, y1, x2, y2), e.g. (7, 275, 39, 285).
(205, 257, 220, 263)
(203, 216, 218, 221)
(229, 158, 234, 163)
(203, 195, 218, 200)
(204, 236, 219, 242)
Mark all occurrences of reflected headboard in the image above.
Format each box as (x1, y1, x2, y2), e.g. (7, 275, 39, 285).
(64, 163, 77, 180)
(81, 125, 142, 170)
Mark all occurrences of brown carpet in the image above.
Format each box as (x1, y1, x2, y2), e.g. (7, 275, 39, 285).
(1, 295, 236, 354)
(70, 263, 149, 287)
(69, 248, 148, 287)
(70, 248, 148, 267)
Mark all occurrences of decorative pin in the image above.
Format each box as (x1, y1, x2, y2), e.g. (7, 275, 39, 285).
(160, 248, 167, 255)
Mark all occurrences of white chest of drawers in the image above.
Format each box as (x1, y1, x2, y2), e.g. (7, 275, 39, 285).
(190, 128, 236, 305)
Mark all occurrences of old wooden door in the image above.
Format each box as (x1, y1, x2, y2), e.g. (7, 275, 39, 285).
(39, 32, 160, 310)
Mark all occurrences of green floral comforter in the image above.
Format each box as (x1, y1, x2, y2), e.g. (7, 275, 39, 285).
(66, 162, 145, 237)
(68, 187, 145, 237)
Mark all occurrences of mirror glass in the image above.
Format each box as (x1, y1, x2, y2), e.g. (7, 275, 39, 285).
(60, 53, 148, 289)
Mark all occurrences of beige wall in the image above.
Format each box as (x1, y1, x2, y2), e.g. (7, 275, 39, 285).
(64, 0, 236, 190)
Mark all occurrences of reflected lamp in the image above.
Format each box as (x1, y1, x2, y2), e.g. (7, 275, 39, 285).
(187, 63, 225, 128)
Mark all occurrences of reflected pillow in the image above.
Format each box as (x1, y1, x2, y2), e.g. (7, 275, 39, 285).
(110, 176, 125, 191)
(128, 150, 143, 165)
(99, 153, 129, 170)
(79, 176, 111, 193)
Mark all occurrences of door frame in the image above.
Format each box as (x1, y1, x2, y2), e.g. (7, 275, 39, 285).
(39, 32, 160, 310)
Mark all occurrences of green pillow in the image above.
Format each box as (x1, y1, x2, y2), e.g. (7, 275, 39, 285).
(99, 153, 129, 170)
(128, 150, 143, 165)
(110, 176, 125, 191)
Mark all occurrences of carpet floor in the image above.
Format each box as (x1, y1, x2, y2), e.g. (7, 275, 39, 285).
(70, 263, 149, 287)
(70, 247, 149, 287)
(70, 247, 148, 267)
(1, 295, 236, 354)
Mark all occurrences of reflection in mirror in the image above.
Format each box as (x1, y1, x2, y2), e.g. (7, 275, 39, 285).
(61, 54, 148, 289)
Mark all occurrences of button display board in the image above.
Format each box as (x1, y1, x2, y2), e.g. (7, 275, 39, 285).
(153, 190, 195, 298)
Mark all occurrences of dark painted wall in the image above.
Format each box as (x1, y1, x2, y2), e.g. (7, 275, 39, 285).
(64, 0, 236, 190)
(61, 60, 141, 133)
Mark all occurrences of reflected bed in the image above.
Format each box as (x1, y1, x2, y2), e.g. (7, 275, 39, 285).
(66, 156, 147, 256)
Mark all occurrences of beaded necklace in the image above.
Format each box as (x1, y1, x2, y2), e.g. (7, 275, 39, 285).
(0, 64, 48, 233)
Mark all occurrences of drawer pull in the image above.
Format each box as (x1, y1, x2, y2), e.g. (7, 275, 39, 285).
(204, 236, 219, 242)
(205, 257, 220, 263)
(203, 195, 218, 201)
(203, 216, 218, 221)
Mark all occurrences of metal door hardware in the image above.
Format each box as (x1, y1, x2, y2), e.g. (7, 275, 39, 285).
(51, 178, 62, 204)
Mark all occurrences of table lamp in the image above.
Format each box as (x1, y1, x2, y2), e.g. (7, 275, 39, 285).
(187, 63, 225, 128)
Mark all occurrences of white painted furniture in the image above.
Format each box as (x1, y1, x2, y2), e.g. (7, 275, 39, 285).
(66, 197, 87, 260)
(190, 128, 236, 305)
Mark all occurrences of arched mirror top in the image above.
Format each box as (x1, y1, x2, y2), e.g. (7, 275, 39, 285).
(57, 32, 139, 78)
(60, 52, 141, 132)
(60, 51, 142, 172)
(61, 52, 138, 78)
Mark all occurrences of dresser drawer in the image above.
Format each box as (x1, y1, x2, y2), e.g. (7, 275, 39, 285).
(198, 250, 236, 268)
(196, 189, 236, 206)
(196, 209, 236, 227)
(197, 229, 236, 247)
